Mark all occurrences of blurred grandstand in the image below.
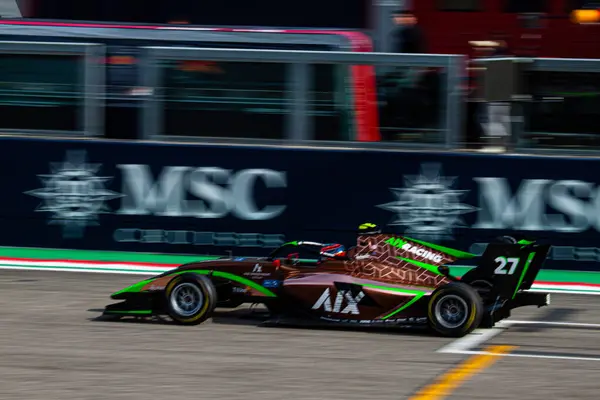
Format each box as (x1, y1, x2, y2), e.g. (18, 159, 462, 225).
(1, 0, 600, 152)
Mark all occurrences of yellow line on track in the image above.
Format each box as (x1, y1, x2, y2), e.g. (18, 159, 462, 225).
(409, 345, 515, 400)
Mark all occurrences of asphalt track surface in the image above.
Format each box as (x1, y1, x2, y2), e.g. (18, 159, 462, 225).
(1, 270, 600, 399)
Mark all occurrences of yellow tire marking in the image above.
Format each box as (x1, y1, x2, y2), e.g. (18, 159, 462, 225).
(465, 303, 477, 328)
(428, 290, 478, 333)
(409, 345, 515, 400)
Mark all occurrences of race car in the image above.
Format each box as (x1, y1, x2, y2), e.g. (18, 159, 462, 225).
(102, 223, 551, 337)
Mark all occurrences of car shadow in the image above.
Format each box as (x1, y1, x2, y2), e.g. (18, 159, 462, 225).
(87, 309, 174, 326)
(86, 307, 273, 327)
(86, 307, 434, 337)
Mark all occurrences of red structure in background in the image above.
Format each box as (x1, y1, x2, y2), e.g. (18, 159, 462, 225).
(14, 0, 600, 59)
(413, 0, 600, 58)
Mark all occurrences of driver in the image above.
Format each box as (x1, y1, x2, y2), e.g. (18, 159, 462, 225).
(346, 222, 382, 258)
(357, 222, 381, 236)
(317, 223, 383, 261)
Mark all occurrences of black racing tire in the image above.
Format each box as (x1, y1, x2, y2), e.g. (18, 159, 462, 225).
(164, 273, 218, 325)
(427, 282, 484, 337)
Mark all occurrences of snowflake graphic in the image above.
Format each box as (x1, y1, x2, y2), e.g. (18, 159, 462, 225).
(376, 163, 479, 240)
(25, 150, 123, 239)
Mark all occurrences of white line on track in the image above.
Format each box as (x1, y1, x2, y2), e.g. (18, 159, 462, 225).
(0, 265, 160, 275)
(508, 320, 600, 329)
(437, 321, 512, 354)
(529, 289, 600, 296)
(439, 319, 600, 362)
(453, 350, 600, 362)
(0, 260, 170, 270)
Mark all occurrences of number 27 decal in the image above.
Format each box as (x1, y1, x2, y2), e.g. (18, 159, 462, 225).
(494, 256, 520, 275)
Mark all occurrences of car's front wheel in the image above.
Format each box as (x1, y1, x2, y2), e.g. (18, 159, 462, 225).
(164, 273, 217, 325)
(427, 282, 483, 337)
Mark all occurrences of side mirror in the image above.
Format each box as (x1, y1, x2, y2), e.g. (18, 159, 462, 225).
(287, 253, 300, 265)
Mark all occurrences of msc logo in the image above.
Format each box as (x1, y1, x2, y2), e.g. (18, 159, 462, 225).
(312, 288, 365, 315)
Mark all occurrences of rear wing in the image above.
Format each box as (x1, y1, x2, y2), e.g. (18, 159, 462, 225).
(460, 242, 551, 300)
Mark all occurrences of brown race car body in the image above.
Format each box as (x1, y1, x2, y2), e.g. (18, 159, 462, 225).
(103, 232, 551, 337)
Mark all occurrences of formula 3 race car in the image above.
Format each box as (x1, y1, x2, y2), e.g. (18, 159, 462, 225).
(102, 224, 551, 337)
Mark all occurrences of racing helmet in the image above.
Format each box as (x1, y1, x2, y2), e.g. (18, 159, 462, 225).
(320, 244, 347, 258)
(357, 222, 382, 235)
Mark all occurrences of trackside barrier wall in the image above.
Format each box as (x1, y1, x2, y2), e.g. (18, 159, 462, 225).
(5, 135, 600, 272)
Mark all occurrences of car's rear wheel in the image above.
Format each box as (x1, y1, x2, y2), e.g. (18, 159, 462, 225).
(427, 282, 483, 337)
(164, 273, 217, 325)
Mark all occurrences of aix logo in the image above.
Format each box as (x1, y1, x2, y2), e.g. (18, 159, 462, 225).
(386, 238, 444, 263)
(312, 288, 365, 315)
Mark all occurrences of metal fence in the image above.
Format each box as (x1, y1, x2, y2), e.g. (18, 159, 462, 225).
(139, 46, 465, 149)
(0, 41, 105, 137)
(2, 40, 600, 156)
(0, 40, 466, 149)
(471, 56, 600, 155)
